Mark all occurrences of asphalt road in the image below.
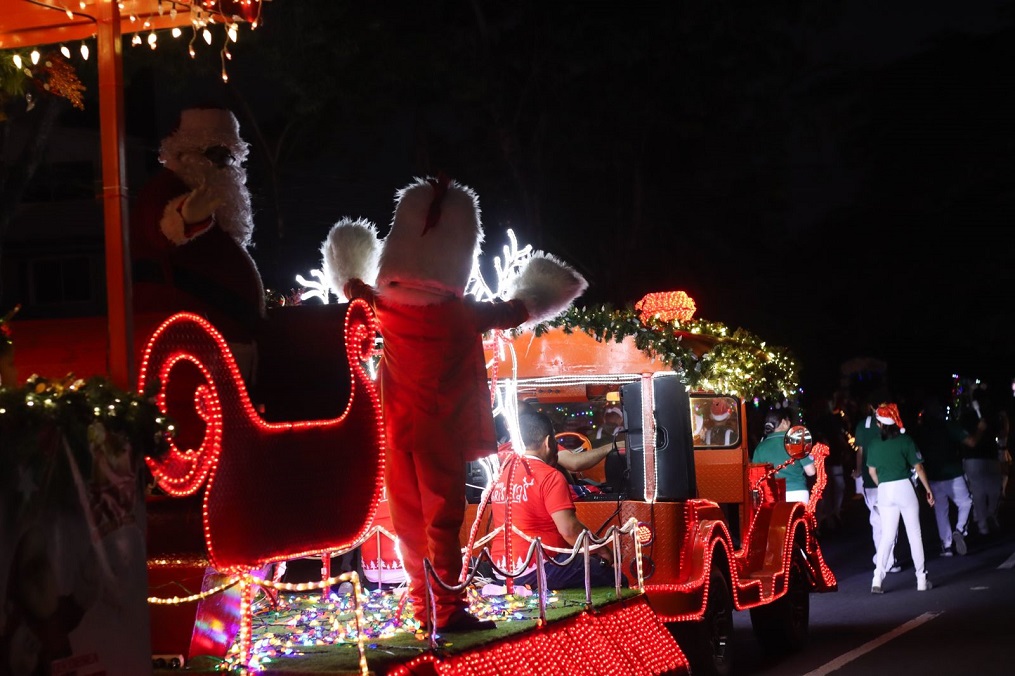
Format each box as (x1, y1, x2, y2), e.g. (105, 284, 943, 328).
(729, 488, 1015, 675)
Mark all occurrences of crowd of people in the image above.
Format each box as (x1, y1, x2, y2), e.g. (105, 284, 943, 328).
(748, 380, 1013, 595)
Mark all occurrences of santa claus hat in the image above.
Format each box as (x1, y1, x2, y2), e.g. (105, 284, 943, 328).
(875, 403, 906, 434)
(376, 174, 482, 298)
(159, 106, 250, 164)
(710, 398, 731, 422)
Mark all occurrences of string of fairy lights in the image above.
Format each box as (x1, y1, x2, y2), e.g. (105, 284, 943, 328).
(3, 1, 265, 86)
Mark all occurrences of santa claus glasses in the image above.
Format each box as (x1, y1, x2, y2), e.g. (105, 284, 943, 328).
(202, 144, 236, 168)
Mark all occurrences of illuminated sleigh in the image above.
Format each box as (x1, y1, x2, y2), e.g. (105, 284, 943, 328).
(139, 300, 384, 662)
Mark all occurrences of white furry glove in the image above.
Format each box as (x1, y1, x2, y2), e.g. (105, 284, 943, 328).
(321, 217, 381, 301)
(180, 181, 223, 225)
(508, 252, 588, 327)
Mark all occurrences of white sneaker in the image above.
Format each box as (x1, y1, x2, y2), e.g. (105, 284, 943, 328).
(917, 576, 931, 592)
(888, 564, 903, 573)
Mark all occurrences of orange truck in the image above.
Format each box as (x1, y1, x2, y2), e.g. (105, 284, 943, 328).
(462, 305, 838, 676)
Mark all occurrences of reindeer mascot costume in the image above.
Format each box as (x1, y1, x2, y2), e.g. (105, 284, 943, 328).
(321, 175, 587, 633)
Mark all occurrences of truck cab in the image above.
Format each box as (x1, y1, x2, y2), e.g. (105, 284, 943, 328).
(464, 309, 837, 676)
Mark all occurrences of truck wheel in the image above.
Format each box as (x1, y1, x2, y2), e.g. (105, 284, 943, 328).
(749, 546, 810, 655)
(668, 566, 734, 676)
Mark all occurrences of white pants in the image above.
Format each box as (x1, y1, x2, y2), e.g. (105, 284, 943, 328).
(929, 475, 972, 546)
(863, 486, 896, 566)
(874, 479, 926, 581)
(785, 488, 810, 503)
(963, 458, 1003, 534)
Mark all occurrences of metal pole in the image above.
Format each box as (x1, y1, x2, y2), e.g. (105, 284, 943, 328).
(96, 0, 134, 389)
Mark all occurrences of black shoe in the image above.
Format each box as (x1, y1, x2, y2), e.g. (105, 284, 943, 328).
(952, 530, 967, 556)
(436, 609, 496, 633)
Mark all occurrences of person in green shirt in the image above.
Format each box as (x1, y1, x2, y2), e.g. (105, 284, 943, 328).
(912, 397, 981, 556)
(867, 403, 935, 594)
(752, 408, 815, 503)
(853, 399, 900, 572)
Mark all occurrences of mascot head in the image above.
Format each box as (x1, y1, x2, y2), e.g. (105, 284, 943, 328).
(321, 173, 588, 318)
(376, 174, 482, 301)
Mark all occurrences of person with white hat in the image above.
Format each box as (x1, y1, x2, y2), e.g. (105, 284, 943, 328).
(867, 402, 935, 593)
(129, 105, 265, 379)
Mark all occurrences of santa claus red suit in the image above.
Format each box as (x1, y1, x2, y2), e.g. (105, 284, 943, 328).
(130, 107, 265, 368)
(322, 175, 587, 633)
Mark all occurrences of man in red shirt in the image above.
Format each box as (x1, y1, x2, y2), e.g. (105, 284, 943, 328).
(489, 411, 627, 590)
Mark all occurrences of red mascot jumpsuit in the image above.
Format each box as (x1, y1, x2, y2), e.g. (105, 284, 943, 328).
(345, 278, 527, 630)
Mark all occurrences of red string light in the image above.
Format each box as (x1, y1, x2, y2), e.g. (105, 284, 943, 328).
(386, 597, 687, 675)
(635, 290, 697, 323)
(140, 302, 385, 668)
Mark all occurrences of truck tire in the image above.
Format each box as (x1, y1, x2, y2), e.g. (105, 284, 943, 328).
(749, 542, 810, 655)
(668, 565, 734, 676)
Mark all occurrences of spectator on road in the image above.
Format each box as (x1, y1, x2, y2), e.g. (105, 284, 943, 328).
(912, 397, 980, 556)
(959, 386, 1004, 538)
(867, 403, 934, 593)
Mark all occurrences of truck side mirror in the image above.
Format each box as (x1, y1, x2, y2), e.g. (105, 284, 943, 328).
(783, 425, 813, 460)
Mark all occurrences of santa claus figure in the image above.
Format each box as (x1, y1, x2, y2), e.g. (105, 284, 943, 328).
(705, 398, 738, 446)
(130, 106, 265, 377)
(321, 174, 587, 633)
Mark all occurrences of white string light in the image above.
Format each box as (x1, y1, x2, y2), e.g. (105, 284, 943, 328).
(8, 4, 264, 86)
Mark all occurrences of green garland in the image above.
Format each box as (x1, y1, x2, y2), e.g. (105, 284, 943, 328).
(0, 375, 172, 497)
(532, 303, 799, 402)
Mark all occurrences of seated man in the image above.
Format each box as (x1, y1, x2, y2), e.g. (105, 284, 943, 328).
(488, 411, 628, 590)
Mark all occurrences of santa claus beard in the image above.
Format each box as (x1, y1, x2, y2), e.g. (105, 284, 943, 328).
(175, 161, 255, 249)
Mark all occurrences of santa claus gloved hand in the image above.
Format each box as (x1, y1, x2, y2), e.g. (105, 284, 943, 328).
(179, 181, 224, 227)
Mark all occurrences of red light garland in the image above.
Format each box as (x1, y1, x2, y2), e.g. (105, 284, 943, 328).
(140, 302, 386, 668)
(634, 290, 697, 323)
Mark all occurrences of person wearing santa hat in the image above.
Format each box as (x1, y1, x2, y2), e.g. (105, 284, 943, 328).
(704, 398, 739, 447)
(130, 105, 265, 380)
(866, 403, 935, 593)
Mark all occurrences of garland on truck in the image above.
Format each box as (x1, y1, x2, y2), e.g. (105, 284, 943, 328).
(534, 303, 799, 402)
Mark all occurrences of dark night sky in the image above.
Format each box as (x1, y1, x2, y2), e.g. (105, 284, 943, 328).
(120, 1, 1014, 404)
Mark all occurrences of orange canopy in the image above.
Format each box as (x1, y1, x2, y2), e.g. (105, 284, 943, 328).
(0, 1, 208, 49)
(1, 1, 262, 389)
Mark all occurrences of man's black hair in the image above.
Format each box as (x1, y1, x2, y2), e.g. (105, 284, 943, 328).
(518, 411, 555, 449)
